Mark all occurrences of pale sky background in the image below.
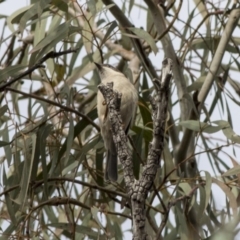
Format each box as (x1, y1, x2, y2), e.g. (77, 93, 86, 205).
(0, 0, 240, 239)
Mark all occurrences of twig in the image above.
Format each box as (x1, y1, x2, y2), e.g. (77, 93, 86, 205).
(21, 196, 131, 234)
(101, 0, 158, 80)
(157, 0, 182, 42)
(5, 87, 100, 131)
(144, 0, 189, 121)
(156, 185, 201, 238)
(31, 177, 127, 199)
(0, 49, 78, 92)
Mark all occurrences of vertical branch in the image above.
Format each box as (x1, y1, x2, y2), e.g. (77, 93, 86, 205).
(97, 83, 135, 191)
(101, 0, 159, 80)
(176, 8, 240, 170)
(98, 59, 172, 239)
(131, 59, 172, 239)
(144, 0, 189, 121)
(197, 8, 240, 107)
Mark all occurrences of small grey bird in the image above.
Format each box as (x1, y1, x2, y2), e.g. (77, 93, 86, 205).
(95, 62, 138, 181)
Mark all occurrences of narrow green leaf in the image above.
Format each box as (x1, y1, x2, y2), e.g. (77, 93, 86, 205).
(91, 206, 104, 230)
(203, 171, 212, 213)
(191, 36, 240, 54)
(176, 205, 189, 240)
(141, 72, 151, 100)
(1, 222, 19, 239)
(51, 109, 97, 176)
(0, 65, 27, 82)
(64, 119, 74, 166)
(8, 5, 32, 24)
(132, 126, 152, 142)
(182, 92, 199, 117)
(3, 159, 17, 225)
(179, 120, 221, 133)
(31, 131, 41, 182)
(198, 185, 206, 219)
(101, 21, 118, 45)
(179, 182, 195, 212)
(0, 140, 10, 147)
(68, 38, 83, 76)
(87, 0, 97, 15)
(138, 96, 152, 129)
(146, 8, 155, 37)
(99, 3, 115, 12)
(19, 0, 50, 31)
(33, 12, 48, 48)
(203, 68, 228, 122)
(40, 124, 52, 198)
(180, 8, 195, 50)
(0, 14, 7, 19)
(129, 0, 134, 14)
(187, 77, 204, 92)
(15, 133, 37, 207)
(163, 144, 178, 180)
(3, 125, 12, 166)
(95, 149, 104, 186)
(128, 27, 158, 54)
(77, 135, 102, 170)
(30, 21, 70, 54)
(215, 120, 240, 143)
(222, 165, 240, 177)
(46, 223, 98, 237)
(52, 0, 68, 12)
(212, 178, 238, 218)
(225, 98, 233, 129)
(82, 10, 93, 53)
(0, 105, 8, 116)
(62, 159, 79, 176)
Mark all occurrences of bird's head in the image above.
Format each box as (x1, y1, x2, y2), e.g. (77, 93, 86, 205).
(94, 62, 123, 79)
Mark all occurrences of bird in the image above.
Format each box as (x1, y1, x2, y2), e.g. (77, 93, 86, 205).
(95, 62, 138, 181)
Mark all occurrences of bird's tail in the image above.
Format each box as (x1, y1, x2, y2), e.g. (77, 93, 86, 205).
(105, 140, 118, 182)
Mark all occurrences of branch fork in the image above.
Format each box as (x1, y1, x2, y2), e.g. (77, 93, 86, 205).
(98, 58, 173, 239)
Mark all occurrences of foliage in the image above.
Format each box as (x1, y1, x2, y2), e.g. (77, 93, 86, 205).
(0, 0, 240, 239)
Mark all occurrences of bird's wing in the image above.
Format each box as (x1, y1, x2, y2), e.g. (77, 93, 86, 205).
(124, 117, 132, 134)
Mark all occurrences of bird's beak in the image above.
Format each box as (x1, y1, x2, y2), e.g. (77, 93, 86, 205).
(94, 62, 102, 70)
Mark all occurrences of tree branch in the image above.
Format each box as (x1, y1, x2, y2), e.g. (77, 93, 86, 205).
(176, 8, 240, 170)
(130, 59, 172, 240)
(98, 82, 135, 189)
(98, 58, 172, 239)
(156, 184, 201, 238)
(197, 8, 240, 107)
(144, 0, 189, 121)
(0, 49, 78, 92)
(101, 0, 159, 80)
(5, 87, 100, 131)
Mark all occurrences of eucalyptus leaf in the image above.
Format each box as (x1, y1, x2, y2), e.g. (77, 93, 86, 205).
(30, 21, 70, 54)
(222, 165, 240, 177)
(0, 65, 27, 82)
(128, 27, 158, 54)
(179, 120, 221, 133)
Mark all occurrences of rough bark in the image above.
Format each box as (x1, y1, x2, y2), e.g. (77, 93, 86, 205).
(98, 59, 172, 239)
